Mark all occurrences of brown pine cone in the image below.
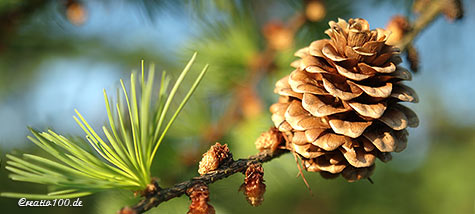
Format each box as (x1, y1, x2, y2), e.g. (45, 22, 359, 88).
(270, 18, 419, 182)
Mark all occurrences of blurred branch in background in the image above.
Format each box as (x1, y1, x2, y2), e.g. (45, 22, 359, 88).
(398, 0, 463, 51)
(387, 0, 463, 72)
(201, 10, 307, 144)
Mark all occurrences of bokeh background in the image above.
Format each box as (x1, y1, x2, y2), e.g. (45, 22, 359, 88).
(0, 0, 474, 213)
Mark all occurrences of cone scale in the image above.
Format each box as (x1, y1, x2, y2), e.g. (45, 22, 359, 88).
(270, 18, 419, 182)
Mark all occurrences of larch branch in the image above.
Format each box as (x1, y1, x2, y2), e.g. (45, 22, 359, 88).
(121, 149, 288, 214)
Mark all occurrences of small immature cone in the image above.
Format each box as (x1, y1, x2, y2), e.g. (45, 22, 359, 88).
(240, 163, 266, 207)
(386, 15, 410, 46)
(305, 0, 326, 22)
(198, 143, 232, 175)
(187, 183, 215, 214)
(255, 127, 284, 152)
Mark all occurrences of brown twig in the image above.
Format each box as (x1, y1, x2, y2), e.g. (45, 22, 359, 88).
(121, 149, 288, 214)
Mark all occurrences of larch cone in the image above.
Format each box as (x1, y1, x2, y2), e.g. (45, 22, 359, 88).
(270, 18, 419, 182)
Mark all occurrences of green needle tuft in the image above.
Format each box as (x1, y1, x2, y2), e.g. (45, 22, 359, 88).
(1, 53, 208, 199)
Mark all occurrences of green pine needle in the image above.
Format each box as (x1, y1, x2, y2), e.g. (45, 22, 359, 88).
(1, 53, 208, 199)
